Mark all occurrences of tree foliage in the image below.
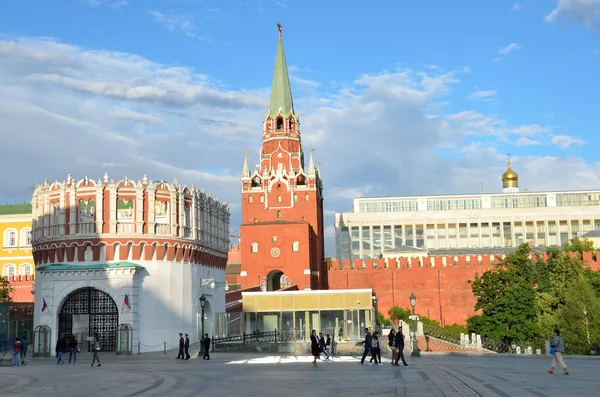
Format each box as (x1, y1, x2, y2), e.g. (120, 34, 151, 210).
(468, 242, 600, 351)
(0, 277, 13, 302)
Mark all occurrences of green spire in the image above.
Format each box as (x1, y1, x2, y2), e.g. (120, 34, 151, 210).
(268, 26, 294, 119)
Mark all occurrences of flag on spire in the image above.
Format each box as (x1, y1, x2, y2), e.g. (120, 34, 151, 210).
(42, 298, 48, 312)
(124, 294, 131, 309)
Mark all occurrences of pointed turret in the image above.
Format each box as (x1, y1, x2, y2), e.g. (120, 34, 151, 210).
(241, 152, 250, 178)
(268, 23, 294, 118)
(307, 148, 316, 176)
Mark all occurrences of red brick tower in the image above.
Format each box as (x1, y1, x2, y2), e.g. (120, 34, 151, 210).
(239, 25, 326, 291)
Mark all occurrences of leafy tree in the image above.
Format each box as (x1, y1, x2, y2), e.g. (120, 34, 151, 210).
(467, 244, 541, 344)
(443, 323, 468, 335)
(583, 268, 600, 298)
(563, 238, 595, 256)
(377, 312, 391, 326)
(557, 276, 600, 354)
(0, 277, 13, 302)
(388, 306, 411, 323)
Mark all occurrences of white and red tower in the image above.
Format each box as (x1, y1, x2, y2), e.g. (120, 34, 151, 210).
(239, 26, 327, 291)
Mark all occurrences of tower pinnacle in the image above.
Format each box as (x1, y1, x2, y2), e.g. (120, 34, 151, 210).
(241, 152, 250, 178)
(268, 23, 294, 119)
(308, 148, 316, 175)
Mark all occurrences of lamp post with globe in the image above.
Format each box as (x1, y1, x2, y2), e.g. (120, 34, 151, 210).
(198, 294, 207, 356)
(409, 292, 421, 357)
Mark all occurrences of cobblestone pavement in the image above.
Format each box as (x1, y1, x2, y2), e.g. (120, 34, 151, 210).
(1, 351, 597, 397)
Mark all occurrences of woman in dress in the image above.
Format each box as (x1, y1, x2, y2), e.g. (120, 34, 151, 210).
(310, 329, 320, 367)
(388, 328, 397, 365)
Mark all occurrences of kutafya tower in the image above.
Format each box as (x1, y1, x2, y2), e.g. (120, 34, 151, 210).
(239, 24, 326, 291)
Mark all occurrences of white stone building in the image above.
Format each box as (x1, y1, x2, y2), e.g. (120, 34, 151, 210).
(335, 158, 600, 260)
(30, 174, 230, 354)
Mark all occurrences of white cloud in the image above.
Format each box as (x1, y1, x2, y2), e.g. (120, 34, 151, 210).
(545, 0, 600, 31)
(516, 136, 541, 146)
(494, 43, 522, 62)
(467, 89, 497, 101)
(551, 134, 587, 148)
(512, 3, 524, 11)
(148, 11, 210, 42)
(1, 36, 598, 256)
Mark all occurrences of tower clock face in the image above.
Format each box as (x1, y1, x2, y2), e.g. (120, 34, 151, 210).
(271, 247, 281, 257)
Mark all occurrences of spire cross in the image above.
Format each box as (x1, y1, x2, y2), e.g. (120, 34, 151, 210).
(507, 153, 511, 162)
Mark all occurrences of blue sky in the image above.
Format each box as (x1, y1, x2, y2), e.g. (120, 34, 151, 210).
(1, 0, 599, 255)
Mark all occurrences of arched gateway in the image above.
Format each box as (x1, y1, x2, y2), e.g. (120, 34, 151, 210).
(58, 288, 119, 351)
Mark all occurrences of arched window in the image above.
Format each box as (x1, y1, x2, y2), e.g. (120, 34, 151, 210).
(2, 264, 16, 277)
(305, 194, 309, 202)
(260, 196, 264, 203)
(294, 194, 298, 202)
(292, 241, 300, 252)
(19, 264, 32, 276)
(251, 242, 258, 253)
(3, 229, 17, 248)
(277, 210, 282, 218)
(277, 196, 282, 203)
(276, 117, 284, 130)
(248, 196, 253, 204)
(20, 228, 32, 247)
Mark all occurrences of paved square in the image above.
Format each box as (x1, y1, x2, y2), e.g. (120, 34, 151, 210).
(1, 350, 597, 396)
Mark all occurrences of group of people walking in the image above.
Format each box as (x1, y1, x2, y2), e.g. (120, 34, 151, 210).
(176, 332, 211, 361)
(55, 333, 102, 366)
(11, 336, 29, 366)
(309, 331, 333, 366)
(359, 327, 408, 367)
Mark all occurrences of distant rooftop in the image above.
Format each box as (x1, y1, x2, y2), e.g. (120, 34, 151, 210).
(0, 203, 32, 216)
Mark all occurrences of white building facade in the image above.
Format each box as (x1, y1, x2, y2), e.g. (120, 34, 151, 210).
(335, 160, 600, 260)
(30, 174, 230, 354)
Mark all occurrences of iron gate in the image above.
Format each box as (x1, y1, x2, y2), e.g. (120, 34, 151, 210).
(58, 288, 119, 351)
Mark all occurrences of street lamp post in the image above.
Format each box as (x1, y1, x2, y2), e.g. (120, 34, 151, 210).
(409, 292, 421, 357)
(199, 294, 206, 355)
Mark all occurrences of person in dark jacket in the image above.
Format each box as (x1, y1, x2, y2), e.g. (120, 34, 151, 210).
(56, 336, 67, 365)
(202, 334, 211, 360)
(394, 327, 408, 366)
(68, 336, 78, 365)
(360, 328, 372, 364)
(184, 333, 190, 360)
(388, 329, 397, 365)
(325, 334, 333, 358)
(310, 329, 320, 367)
(176, 333, 184, 359)
(20, 336, 29, 366)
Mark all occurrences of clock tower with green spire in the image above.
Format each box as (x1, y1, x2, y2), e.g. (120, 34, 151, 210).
(239, 24, 326, 292)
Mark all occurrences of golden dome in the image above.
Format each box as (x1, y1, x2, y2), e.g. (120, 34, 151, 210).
(501, 155, 519, 184)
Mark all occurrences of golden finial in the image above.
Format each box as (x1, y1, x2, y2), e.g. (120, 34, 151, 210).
(245, 151, 250, 155)
(311, 148, 315, 152)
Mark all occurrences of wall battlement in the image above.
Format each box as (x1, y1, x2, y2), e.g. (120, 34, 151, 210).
(328, 252, 600, 325)
(3, 275, 35, 303)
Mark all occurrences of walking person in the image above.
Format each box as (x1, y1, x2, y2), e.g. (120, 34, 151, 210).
(91, 332, 101, 367)
(360, 328, 372, 365)
(184, 333, 191, 360)
(369, 331, 382, 365)
(325, 334, 333, 359)
(548, 328, 569, 375)
(310, 329, 320, 367)
(388, 329, 397, 366)
(318, 332, 331, 360)
(20, 335, 29, 366)
(12, 337, 22, 367)
(176, 333, 184, 359)
(202, 334, 211, 360)
(56, 335, 67, 365)
(68, 335, 78, 365)
(394, 327, 408, 366)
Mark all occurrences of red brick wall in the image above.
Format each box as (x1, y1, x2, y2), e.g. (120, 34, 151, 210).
(4, 275, 35, 303)
(328, 252, 600, 325)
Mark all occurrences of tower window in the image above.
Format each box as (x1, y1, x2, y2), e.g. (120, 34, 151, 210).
(248, 196, 253, 204)
(272, 236, 278, 242)
(278, 196, 282, 203)
(251, 242, 258, 253)
(260, 196, 265, 203)
(277, 210, 282, 218)
(292, 241, 299, 252)
(276, 117, 284, 130)
(305, 194, 309, 202)
(254, 218, 258, 223)
(288, 119, 293, 130)
(294, 194, 298, 202)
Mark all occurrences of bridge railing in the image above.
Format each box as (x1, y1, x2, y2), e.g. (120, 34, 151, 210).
(210, 328, 307, 351)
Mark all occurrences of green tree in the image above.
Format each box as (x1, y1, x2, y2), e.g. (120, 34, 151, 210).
(562, 237, 595, 256)
(467, 244, 541, 344)
(387, 306, 412, 323)
(377, 312, 392, 326)
(557, 276, 600, 354)
(583, 268, 600, 297)
(0, 277, 13, 302)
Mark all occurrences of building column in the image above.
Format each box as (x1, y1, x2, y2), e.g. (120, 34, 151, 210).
(135, 187, 144, 234)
